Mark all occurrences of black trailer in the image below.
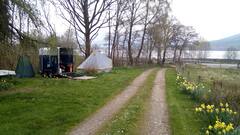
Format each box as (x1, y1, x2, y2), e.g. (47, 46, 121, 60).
(39, 47, 73, 76)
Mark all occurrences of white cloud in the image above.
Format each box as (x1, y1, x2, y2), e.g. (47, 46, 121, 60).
(171, 0, 240, 40)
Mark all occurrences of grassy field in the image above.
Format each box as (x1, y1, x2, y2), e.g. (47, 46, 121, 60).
(179, 64, 240, 124)
(166, 68, 205, 135)
(0, 67, 143, 135)
(97, 69, 158, 135)
(180, 64, 240, 85)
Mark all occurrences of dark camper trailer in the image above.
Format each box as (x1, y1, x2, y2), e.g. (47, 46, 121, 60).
(39, 47, 73, 76)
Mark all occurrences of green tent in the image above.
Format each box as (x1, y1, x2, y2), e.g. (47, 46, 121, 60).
(15, 56, 35, 78)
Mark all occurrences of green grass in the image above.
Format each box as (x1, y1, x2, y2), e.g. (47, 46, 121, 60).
(0, 68, 143, 135)
(97, 69, 158, 135)
(181, 64, 240, 85)
(166, 68, 205, 135)
(179, 64, 240, 125)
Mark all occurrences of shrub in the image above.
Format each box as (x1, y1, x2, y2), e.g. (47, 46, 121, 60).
(195, 103, 237, 124)
(205, 120, 234, 135)
(84, 68, 98, 76)
(176, 74, 210, 101)
(0, 79, 14, 91)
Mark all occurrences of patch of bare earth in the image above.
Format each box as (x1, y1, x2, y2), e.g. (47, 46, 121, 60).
(0, 87, 35, 95)
(142, 69, 170, 135)
(69, 69, 154, 135)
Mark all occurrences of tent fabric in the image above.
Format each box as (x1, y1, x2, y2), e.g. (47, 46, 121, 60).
(0, 70, 16, 77)
(15, 56, 35, 78)
(77, 52, 112, 72)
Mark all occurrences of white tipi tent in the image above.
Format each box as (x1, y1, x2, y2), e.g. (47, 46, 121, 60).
(77, 51, 113, 72)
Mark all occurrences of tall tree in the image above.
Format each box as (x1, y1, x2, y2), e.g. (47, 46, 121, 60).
(111, 0, 127, 65)
(136, 0, 169, 63)
(0, 0, 41, 43)
(225, 47, 238, 60)
(0, 0, 10, 42)
(126, 0, 141, 65)
(177, 26, 198, 62)
(57, 0, 114, 58)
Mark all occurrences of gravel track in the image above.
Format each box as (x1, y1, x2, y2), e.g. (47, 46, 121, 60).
(143, 69, 170, 135)
(69, 69, 154, 135)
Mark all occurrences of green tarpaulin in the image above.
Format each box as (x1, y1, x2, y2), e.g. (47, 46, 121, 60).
(15, 56, 35, 78)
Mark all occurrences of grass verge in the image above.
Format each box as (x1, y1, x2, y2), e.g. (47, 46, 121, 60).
(0, 68, 143, 135)
(166, 68, 205, 135)
(97, 68, 158, 135)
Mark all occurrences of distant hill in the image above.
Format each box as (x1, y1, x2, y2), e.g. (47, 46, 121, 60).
(210, 34, 240, 50)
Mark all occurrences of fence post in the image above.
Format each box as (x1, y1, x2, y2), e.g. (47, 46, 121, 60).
(187, 71, 190, 79)
(212, 81, 216, 90)
(198, 75, 201, 83)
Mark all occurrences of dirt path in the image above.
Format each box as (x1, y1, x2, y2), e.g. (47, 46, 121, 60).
(143, 69, 170, 135)
(69, 69, 154, 135)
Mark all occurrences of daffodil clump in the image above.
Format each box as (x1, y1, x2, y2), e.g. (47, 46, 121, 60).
(176, 73, 240, 134)
(205, 119, 234, 135)
(195, 103, 238, 135)
(0, 79, 13, 91)
(195, 103, 237, 124)
(176, 74, 199, 92)
(176, 74, 209, 100)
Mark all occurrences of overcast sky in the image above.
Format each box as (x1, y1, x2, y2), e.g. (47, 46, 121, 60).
(52, 0, 240, 42)
(171, 0, 240, 41)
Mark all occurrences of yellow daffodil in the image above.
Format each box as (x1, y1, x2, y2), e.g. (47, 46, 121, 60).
(221, 108, 225, 112)
(201, 104, 206, 109)
(208, 125, 213, 130)
(226, 123, 234, 131)
(195, 108, 199, 112)
(206, 130, 209, 135)
(206, 105, 212, 110)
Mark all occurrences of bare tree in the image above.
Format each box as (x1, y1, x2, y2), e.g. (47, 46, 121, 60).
(58, 29, 77, 48)
(160, 16, 174, 65)
(225, 47, 238, 60)
(170, 23, 184, 63)
(177, 26, 198, 62)
(136, 0, 169, 63)
(194, 40, 210, 60)
(111, 0, 127, 65)
(148, 14, 173, 65)
(126, 0, 141, 65)
(57, 0, 114, 58)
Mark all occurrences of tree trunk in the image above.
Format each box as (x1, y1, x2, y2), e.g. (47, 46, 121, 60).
(127, 30, 133, 65)
(122, 30, 128, 65)
(157, 46, 161, 64)
(178, 41, 187, 62)
(85, 31, 91, 59)
(127, 20, 134, 65)
(148, 40, 154, 64)
(161, 46, 167, 65)
(136, 24, 147, 63)
(173, 47, 177, 63)
(83, 0, 91, 59)
(178, 48, 183, 62)
(108, 9, 111, 57)
(111, 19, 119, 65)
(136, 0, 149, 63)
